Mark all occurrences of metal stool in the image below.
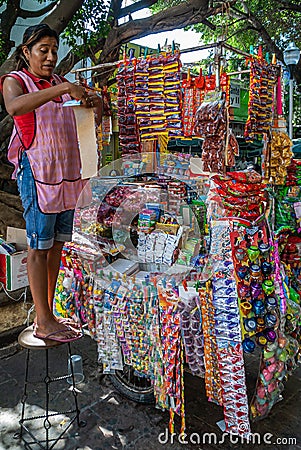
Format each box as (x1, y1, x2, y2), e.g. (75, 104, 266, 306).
(14, 324, 86, 450)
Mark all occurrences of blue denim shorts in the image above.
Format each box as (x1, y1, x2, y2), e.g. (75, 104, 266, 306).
(17, 152, 74, 250)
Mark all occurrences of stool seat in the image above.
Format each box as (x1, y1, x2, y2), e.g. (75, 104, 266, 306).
(18, 324, 62, 349)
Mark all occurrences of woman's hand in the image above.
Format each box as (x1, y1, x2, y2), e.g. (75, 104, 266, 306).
(3, 77, 101, 117)
(68, 83, 101, 109)
(80, 91, 102, 109)
(67, 82, 87, 102)
(68, 82, 103, 123)
(79, 90, 103, 125)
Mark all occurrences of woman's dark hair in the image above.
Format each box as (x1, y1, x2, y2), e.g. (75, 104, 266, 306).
(15, 24, 59, 71)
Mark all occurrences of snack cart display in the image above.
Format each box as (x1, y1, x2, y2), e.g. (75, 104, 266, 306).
(53, 47, 301, 439)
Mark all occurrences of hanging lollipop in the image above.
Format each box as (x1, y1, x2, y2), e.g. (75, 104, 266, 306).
(247, 245, 260, 262)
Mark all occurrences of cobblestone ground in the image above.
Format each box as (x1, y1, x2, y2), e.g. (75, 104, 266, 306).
(0, 334, 301, 450)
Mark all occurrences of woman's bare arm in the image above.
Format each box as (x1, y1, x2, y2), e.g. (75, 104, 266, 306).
(3, 77, 88, 116)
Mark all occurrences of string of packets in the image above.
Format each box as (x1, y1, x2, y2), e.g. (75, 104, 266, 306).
(116, 52, 231, 155)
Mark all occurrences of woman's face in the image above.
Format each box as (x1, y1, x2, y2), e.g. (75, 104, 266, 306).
(23, 36, 58, 79)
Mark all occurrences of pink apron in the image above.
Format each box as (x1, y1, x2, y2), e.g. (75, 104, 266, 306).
(7, 71, 87, 213)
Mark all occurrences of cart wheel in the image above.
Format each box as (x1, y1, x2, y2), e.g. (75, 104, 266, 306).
(109, 366, 154, 404)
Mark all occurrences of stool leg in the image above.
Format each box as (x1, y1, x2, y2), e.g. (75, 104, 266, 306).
(19, 348, 30, 439)
(44, 348, 51, 450)
(67, 343, 82, 427)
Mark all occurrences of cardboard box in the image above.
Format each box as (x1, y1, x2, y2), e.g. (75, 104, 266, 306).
(0, 227, 28, 291)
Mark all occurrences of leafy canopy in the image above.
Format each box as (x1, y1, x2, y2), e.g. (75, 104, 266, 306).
(61, 0, 111, 58)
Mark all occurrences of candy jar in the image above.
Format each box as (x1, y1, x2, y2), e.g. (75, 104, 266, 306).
(238, 282, 251, 299)
(261, 261, 273, 276)
(277, 349, 287, 362)
(240, 301, 252, 317)
(264, 348, 275, 359)
(278, 331, 288, 348)
(236, 265, 249, 280)
(262, 368, 274, 383)
(256, 334, 268, 346)
(289, 287, 300, 303)
(262, 279, 275, 296)
(265, 296, 278, 311)
(247, 245, 260, 262)
(250, 281, 263, 299)
(255, 402, 269, 417)
(264, 313, 278, 328)
(274, 361, 285, 379)
(285, 314, 295, 333)
(258, 242, 270, 258)
(253, 299, 265, 316)
(244, 317, 257, 333)
(256, 385, 267, 402)
(235, 247, 246, 263)
(264, 329, 277, 343)
(242, 337, 256, 353)
(256, 317, 266, 332)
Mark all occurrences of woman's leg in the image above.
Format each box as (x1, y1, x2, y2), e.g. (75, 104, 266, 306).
(47, 240, 64, 310)
(28, 245, 78, 339)
(17, 153, 79, 340)
(27, 246, 51, 325)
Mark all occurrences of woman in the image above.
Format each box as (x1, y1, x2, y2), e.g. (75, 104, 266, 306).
(1, 24, 101, 343)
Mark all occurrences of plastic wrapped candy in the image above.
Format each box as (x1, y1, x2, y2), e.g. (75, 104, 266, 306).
(177, 292, 204, 376)
(117, 58, 141, 155)
(194, 92, 227, 174)
(244, 57, 278, 142)
(264, 131, 293, 185)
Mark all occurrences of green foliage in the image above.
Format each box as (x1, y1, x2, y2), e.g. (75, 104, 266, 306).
(151, 0, 184, 12)
(0, 32, 5, 65)
(249, 0, 301, 46)
(61, 0, 111, 58)
(192, 0, 301, 55)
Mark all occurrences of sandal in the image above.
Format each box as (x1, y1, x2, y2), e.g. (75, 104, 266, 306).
(33, 317, 82, 334)
(33, 327, 83, 343)
(56, 317, 82, 332)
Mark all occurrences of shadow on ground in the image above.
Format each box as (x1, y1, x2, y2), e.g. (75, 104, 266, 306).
(0, 334, 300, 450)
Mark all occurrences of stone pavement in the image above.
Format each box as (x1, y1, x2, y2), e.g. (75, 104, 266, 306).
(0, 332, 301, 450)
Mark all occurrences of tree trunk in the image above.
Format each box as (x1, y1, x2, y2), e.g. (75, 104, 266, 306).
(0, 0, 85, 78)
(0, 191, 25, 237)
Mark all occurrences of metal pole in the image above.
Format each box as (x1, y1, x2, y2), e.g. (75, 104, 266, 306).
(288, 76, 294, 139)
(215, 45, 221, 89)
(226, 69, 250, 76)
(70, 42, 251, 74)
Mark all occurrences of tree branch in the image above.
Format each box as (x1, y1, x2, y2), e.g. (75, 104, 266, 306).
(118, 0, 158, 18)
(229, 1, 301, 85)
(278, 1, 301, 12)
(100, 0, 231, 61)
(19, 1, 58, 19)
(201, 18, 216, 30)
(59, 0, 221, 82)
(0, 0, 22, 58)
(229, 4, 283, 62)
(110, 0, 123, 26)
(0, 0, 85, 77)
(42, 0, 85, 34)
(55, 37, 106, 76)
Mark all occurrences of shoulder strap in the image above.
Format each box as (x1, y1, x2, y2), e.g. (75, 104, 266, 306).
(0, 72, 28, 94)
(53, 74, 68, 83)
